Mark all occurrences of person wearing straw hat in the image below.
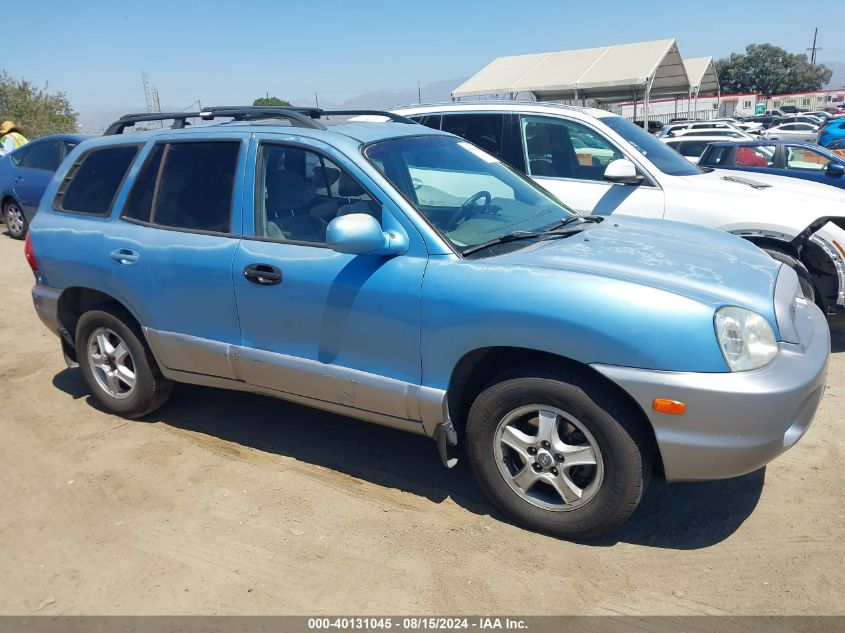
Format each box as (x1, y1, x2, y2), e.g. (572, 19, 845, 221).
(0, 121, 28, 157)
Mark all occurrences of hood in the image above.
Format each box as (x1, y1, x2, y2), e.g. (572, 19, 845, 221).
(697, 168, 845, 205)
(497, 215, 780, 321)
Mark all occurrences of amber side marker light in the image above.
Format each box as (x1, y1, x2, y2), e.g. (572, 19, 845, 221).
(653, 399, 686, 415)
(833, 240, 845, 260)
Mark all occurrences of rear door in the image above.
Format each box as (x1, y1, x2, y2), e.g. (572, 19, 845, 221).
(101, 134, 247, 378)
(516, 114, 665, 217)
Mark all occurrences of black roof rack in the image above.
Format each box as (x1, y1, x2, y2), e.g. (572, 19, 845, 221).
(104, 112, 201, 135)
(199, 106, 326, 129)
(319, 109, 417, 124)
(104, 106, 417, 135)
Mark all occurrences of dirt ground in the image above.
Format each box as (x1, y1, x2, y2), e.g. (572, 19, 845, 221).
(0, 233, 842, 616)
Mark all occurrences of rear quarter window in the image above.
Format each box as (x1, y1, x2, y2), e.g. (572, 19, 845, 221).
(54, 145, 140, 215)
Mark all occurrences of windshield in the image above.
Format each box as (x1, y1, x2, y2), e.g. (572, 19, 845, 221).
(602, 116, 703, 176)
(364, 135, 575, 252)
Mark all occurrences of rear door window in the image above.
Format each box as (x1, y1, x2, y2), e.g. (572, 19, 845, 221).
(122, 141, 240, 233)
(441, 113, 506, 159)
(55, 145, 140, 215)
(735, 145, 775, 167)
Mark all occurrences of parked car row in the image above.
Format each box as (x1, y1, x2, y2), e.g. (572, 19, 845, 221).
(10, 103, 842, 540)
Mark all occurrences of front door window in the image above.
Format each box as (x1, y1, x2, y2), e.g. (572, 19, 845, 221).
(521, 116, 623, 181)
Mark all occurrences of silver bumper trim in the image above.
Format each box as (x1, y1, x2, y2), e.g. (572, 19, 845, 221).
(592, 301, 830, 481)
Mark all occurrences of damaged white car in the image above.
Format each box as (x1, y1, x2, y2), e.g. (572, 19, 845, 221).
(392, 102, 845, 318)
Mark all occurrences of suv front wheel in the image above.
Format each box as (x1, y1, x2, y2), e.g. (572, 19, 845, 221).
(75, 308, 173, 418)
(466, 365, 650, 539)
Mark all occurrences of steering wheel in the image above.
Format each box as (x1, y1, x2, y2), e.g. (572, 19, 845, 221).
(447, 190, 492, 228)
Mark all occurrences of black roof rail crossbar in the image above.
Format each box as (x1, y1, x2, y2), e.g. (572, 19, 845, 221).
(104, 112, 201, 135)
(204, 106, 415, 124)
(319, 110, 417, 124)
(105, 106, 419, 135)
(199, 106, 326, 129)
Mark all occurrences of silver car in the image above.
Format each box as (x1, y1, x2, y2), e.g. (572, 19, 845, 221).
(763, 123, 819, 143)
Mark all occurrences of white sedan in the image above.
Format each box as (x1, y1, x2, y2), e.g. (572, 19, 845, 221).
(763, 123, 819, 143)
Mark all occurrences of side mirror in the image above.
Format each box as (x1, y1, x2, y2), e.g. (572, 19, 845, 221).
(825, 162, 845, 178)
(326, 213, 408, 256)
(604, 158, 644, 185)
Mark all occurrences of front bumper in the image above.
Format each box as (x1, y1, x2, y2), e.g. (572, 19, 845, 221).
(592, 298, 830, 481)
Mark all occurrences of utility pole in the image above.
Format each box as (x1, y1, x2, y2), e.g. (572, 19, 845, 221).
(315, 92, 319, 108)
(808, 28, 821, 65)
(417, 81, 421, 103)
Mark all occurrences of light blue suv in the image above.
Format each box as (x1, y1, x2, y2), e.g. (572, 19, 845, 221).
(27, 106, 830, 539)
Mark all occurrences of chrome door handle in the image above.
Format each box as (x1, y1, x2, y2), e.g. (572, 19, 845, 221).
(109, 248, 140, 266)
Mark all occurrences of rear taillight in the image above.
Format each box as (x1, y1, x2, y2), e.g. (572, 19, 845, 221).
(819, 129, 829, 135)
(24, 233, 37, 272)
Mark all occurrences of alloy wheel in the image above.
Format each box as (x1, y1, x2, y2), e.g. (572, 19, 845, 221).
(494, 405, 603, 511)
(5, 203, 25, 237)
(87, 327, 136, 399)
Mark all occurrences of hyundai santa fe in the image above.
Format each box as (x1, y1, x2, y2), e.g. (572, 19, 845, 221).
(26, 106, 830, 538)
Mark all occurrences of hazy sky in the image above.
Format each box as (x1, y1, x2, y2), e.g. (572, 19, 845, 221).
(6, 0, 843, 112)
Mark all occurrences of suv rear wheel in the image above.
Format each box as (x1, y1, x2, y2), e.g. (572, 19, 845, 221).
(3, 199, 27, 240)
(75, 308, 173, 418)
(466, 365, 650, 539)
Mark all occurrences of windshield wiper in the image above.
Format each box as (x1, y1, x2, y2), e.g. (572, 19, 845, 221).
(542, 214, 604, 231)
(461, 225, 589, 257)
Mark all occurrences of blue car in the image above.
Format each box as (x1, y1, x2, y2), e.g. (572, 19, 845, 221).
(698, 139, 845, 189)
(1, 133, 90, 238)
(818, 116, 845, 147)
(26, 107, 830, 538)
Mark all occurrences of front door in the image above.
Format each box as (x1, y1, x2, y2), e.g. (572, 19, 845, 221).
(14, 139, 63, 216)
(516, 115, 665, 218)
(232, 137, 427, 421)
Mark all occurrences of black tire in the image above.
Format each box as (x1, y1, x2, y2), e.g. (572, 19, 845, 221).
(75, 308, 173, 418)
(3, 199, 27, 240)
(763, 248, 816, 304)
(466, 363, 651, 539)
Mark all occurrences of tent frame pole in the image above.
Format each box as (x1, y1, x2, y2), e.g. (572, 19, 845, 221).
(643, 74, 655, 130)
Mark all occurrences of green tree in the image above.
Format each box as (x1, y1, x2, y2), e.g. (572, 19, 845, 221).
(253, 96, 291, 106)
(716, 44, 833, 97)
(0, 71, 78, 138)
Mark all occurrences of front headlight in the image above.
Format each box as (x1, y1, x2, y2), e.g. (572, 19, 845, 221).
(714, 306, 778, 372)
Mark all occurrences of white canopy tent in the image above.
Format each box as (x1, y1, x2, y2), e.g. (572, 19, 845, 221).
(451, 39, 692, 126)
(682, 56, 720, 118)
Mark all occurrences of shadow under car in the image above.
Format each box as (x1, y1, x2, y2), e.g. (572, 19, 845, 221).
(53, 368, 766, 549)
